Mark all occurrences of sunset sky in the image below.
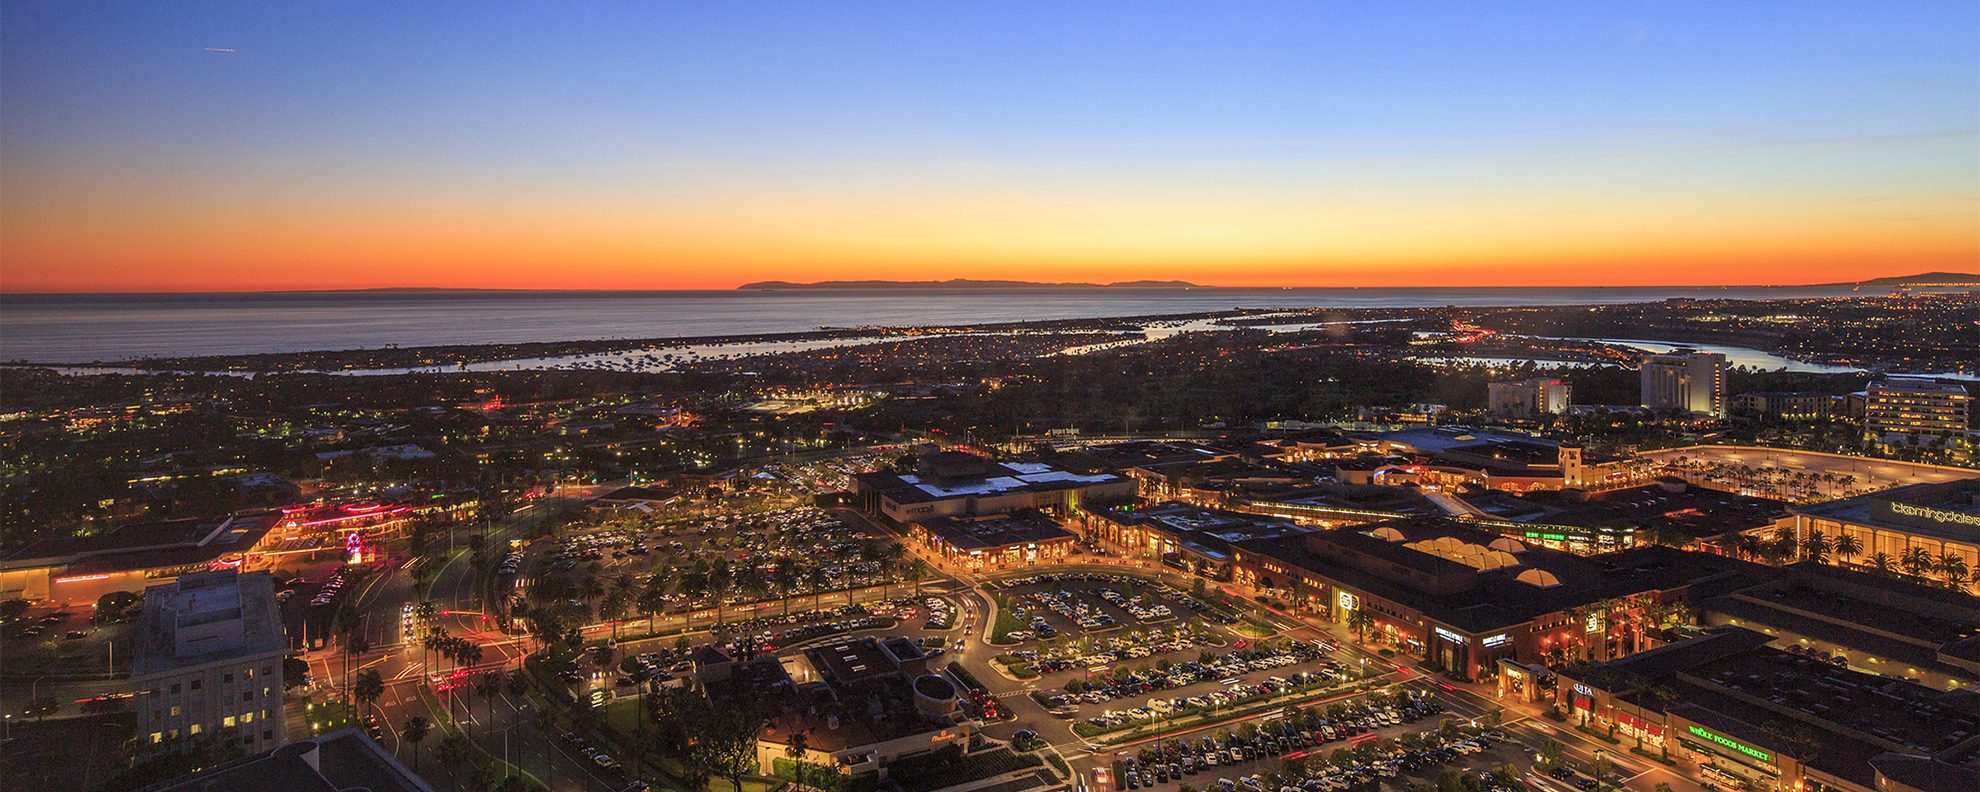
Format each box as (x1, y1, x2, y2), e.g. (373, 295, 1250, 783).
(3, 2, 1976, 292)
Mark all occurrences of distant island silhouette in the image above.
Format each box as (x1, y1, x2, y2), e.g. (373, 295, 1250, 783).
(737, 278, 1202, 290)
(1831, 271, 1980, 287)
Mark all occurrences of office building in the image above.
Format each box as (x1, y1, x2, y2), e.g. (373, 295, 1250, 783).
(1640, 351, 1727, 418)
(1732, 391, 1836, 420)
(1865, 379, 1970, 441)
(132, 569, 289, 757)
(1487, 378, 1571, 419)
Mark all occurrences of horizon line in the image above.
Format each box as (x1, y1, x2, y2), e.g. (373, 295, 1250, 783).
(5, 276, 1971, 297)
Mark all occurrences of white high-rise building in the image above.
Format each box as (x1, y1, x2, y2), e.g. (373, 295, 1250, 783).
(1640, 351, 1726, 418)
(1487, 378, 1571, 418)
(132, 569, 288, 757)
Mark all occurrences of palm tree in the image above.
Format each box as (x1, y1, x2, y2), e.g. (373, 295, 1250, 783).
(904, 558, 930, 597)
(1937, 553, 1971, 592)
(1901, 547, 1934, 581)
(343, 634, 371, 704)
(1731, 532, 1763, 562)
(353, 668, 385, 711)
(1869, 552, 1896, 577)
(1832, 532, 1862, 567)
(1801, 531, 1830, 565)
(1346, 608, 1375, 646)
(476, 670, 502, 737)
(401, 715, 431, 771)
(786, 730, 812, 790)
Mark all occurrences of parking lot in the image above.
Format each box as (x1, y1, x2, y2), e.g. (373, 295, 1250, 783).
(990, 572, 1237, 645)
(510, 505, 917, 616)
(1104, 689, 1526, 792)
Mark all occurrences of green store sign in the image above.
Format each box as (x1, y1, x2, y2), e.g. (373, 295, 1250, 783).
(1687, 725, 1772, 764)
(1523, 531, 1569, 542)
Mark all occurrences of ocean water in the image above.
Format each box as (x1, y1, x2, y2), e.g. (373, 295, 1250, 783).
(0, 286, 1870, 362)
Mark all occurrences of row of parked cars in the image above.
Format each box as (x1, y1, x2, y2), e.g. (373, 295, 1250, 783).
(308, 569, 351, 608)
(495, 550, 525, 576)
(996, 571, 1235, 625)
(1020, 588, 1117, 635)
(1082, 668, 1329, 730)
(1099, 587, 1176, 622)
(1116, 694, 1455, 790)
(1011, 626, 1213, 675)
(10, 609, 77, 640)
(559, 731, 623, 774)
(739, 614, 888, 653)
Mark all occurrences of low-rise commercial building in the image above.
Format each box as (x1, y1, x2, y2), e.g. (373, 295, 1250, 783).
(1470, 479, 1791, 554)
(719, 636, 973, 780)
(1339, 428, 1633, 493)
(1076, 502, 1311, 580)
(1788, 479, 1980, 594)
(853, 452, 1133, 523)
(0, 511, 281, 602)
(1230, 518, 1767, 681)
(1698, 561, 1980, 689)
(907, 509, 1079, 571)
(140, 728, 433, 792)
(1553, 626, 1980, 792)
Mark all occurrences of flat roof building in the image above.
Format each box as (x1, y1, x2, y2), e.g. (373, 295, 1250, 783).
(1076, 502, 1312, 580)
(1697, 561, 1980, 689)
(1230, 517, 1770, 680)
(1789, 479, 1979, 594)
(725, 636, 972, 780)
(137, 728, 433, 792)
(1487, 377, 1571, 419)
(908, 509, 1079, 571)
(1641, 351, 1727, 418)
(853, 453, 1133, 523)
(132, 569, 288, 757)
(1866, 378, 1970, 442)
(0, 511, 281, 602)
(1554, 627, 1980, 792)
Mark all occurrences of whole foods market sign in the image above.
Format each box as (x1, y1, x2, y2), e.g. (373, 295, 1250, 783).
(1686, 725, 1772, 764)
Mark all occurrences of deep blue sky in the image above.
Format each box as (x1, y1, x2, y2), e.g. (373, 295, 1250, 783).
(4, 2, 1976, 290)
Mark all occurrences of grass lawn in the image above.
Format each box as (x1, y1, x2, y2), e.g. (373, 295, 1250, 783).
(989, 593, 1028, 643)
(1233, 618, 1277, 639)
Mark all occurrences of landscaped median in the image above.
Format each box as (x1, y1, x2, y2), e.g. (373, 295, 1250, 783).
(993, 653, 1041, 680)
(415, 683, 548, 791)
(987, 592, 1028, 645)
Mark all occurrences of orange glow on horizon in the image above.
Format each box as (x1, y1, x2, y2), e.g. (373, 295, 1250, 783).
(4, 167, 1974, 292)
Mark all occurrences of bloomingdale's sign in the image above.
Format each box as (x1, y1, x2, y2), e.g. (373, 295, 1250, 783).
(1883, 501, 1980, 528)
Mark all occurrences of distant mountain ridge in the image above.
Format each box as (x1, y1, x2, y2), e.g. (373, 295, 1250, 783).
(1839, 271, 1980, 287)
(736, 278, 1202, 290)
